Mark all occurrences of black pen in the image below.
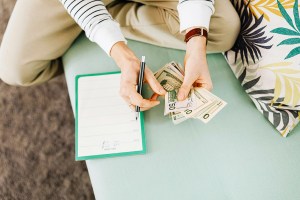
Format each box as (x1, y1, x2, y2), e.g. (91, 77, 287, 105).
(135, 56, 146, 120)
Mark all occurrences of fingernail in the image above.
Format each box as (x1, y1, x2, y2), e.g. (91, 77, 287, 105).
(159, 88, 166, 94)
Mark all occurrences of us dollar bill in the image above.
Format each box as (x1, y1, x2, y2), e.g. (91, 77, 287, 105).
(181, 88, 215, 119)
(171, 88, 227, 124)
(171, 111, 188, 124)
(154, 62, 184, 92)
(154, 61, 183, 77)
(194, 99, 227, 123)
(168, 61, 184, 77)
(164, 89, 197, 115)
(191, 88, 227, 122)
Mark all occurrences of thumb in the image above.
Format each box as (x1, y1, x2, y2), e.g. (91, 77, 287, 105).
(145, 70, 166, 95)
(178, 75, 194, 101)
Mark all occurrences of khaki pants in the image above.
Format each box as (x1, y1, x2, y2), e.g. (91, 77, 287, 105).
(0, 0, 240, 86)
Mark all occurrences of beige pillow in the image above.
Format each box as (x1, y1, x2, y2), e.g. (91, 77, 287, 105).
(224, 0, 300, 137)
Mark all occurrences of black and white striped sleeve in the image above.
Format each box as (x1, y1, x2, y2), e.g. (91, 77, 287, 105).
(177, 0, 215, 33)
(60, 0, 126, 55)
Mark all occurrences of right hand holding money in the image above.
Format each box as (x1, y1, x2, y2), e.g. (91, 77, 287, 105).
(155, 61, 227, 124)
(111, 42, 166, 111)
(178, 36, 213, 101)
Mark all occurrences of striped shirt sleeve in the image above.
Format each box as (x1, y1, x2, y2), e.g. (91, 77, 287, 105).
(59, 0, 126, 55)
(60, 0, 214, 54)
(177, 0, 215, 33)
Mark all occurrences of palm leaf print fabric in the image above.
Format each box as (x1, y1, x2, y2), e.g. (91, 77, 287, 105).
(225, 0, 300, 137)
(245, 0, 296, 21)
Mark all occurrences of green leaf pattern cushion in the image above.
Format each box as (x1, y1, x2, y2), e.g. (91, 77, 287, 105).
(224, 0, 300, 137)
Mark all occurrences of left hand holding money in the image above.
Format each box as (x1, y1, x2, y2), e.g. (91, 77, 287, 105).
(177, 36, 213, 101)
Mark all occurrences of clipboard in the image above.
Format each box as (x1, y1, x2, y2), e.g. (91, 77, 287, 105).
(75, 71, 146, 161)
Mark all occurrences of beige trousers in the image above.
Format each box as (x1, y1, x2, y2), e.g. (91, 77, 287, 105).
(0, 0, 240, 86)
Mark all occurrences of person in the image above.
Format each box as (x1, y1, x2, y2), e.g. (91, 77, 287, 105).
(0, 0, 240, 111)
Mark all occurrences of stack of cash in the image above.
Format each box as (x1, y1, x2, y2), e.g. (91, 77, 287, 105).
(154, 61, 227, 124)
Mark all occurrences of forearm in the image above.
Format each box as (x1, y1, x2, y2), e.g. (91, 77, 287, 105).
(59, 0, 126, 55)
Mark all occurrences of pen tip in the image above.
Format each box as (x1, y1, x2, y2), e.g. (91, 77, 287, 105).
(141, 56, 145, 62)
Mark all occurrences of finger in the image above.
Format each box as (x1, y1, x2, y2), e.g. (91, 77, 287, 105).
(178, 74, 196, 101)
(129, 106, 152, 112)
(129, 104, 158, 111)
(193, 82, 202, 88)
(150, 93, 160, 101)
(128, 104, 135, 111)
(121, 95, 131, 105)
(122, 96, 137, 112)
(120, 86, 135, 106)
(139, 107, 153, 111)
(127, 98, 159, 111)
(128, 104, 154, 111)
(194, 80, 213, 91)
(129, 88, 160, 108)
(201, 83, 213, 91)
(144, 68, 166, 95)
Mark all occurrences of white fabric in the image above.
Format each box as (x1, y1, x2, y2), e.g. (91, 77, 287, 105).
(92, 20, 126, 55)
(60, 0, 215, 54)
(178, 0, 215, 33)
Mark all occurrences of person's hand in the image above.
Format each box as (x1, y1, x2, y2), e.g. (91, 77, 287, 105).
(110, 42, 166, 111)
(177, 35, 213, 101)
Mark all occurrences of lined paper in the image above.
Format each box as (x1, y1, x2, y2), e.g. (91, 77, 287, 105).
(77, 73, 143, 158)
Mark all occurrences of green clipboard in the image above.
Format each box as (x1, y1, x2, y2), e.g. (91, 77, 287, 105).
(75, 71, 146, 161)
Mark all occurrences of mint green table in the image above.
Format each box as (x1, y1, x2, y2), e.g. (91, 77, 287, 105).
(63, 33, 300, 200)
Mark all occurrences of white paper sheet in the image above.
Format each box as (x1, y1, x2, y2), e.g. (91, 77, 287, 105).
(77, 73, 144, 158)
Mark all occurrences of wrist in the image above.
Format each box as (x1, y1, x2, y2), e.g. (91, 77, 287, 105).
(185, 27, 207, 43)
(111, 42, 139, 70)
(186, 36, 207, 56)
